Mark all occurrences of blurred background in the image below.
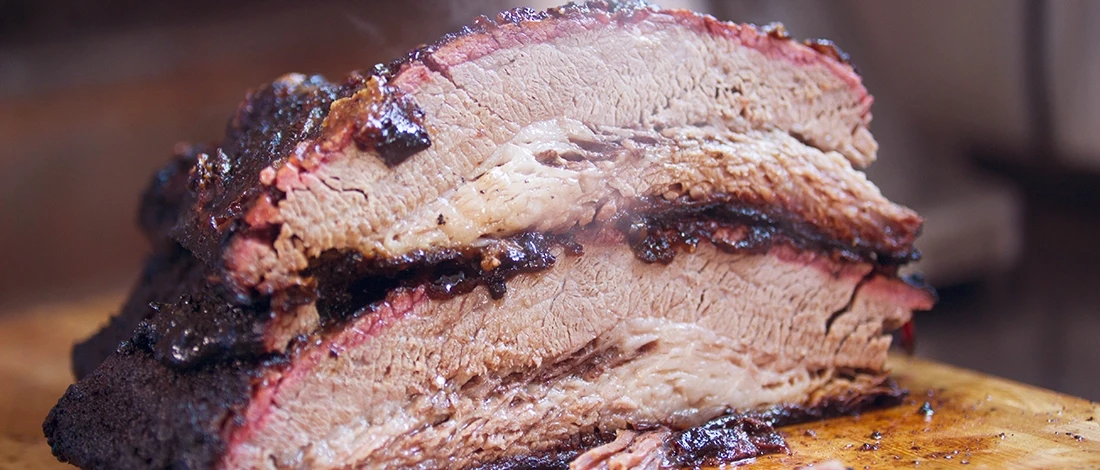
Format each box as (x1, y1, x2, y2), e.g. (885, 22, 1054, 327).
(0, 0, 1098, 399)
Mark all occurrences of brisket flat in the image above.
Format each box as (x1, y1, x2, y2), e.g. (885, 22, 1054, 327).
(45, 2, 934, 469)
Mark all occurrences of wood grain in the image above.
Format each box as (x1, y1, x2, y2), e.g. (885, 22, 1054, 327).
(2, 295, 1098, 469)
(752, 357, 1100, 469)
(0, 295, 121, 470)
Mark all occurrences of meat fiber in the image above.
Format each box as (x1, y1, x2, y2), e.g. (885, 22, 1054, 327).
(45, 2, 934, 469)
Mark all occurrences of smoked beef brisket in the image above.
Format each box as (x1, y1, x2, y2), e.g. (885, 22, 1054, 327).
(45, 2, 934, 468)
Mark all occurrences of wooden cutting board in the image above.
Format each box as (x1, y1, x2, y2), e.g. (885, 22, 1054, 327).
(2, 295, 1099, 469)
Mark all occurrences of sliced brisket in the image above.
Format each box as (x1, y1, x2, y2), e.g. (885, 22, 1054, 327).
(47, 2, 934, 469)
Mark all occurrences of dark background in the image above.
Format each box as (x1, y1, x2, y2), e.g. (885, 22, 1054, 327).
(2, 0, 1098, 399)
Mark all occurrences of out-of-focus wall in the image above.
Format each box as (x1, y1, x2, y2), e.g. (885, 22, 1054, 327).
(1050, 1, 1100, 169)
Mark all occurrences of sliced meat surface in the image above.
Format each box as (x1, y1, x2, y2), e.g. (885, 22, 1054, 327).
(50, 241, 929, 469)
(163, 2, 911, 297)
(46, 2, 934, 469)
(221, 242, 927, 468)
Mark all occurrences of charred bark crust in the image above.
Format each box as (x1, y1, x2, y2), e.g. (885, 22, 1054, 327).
(622, 196, 921, 267)
(170, 74, 360, 266)
(45, 350, 254, 470)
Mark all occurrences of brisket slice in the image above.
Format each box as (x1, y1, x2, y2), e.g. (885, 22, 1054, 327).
(46, 2, 934, 469)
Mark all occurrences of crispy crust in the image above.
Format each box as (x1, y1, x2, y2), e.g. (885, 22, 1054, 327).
(45, 350, 253, 470)
(171, 74, 358, 266)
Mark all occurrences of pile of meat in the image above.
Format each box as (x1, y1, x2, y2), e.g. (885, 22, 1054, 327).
(44, 2, 934, 469)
